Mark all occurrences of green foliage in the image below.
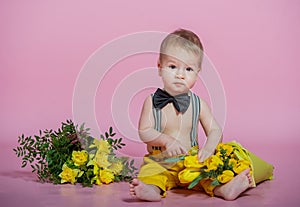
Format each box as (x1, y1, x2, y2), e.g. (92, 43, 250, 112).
(13, 120, 137, 186)
(117, 158, 138, 182)
(13, 120, 81, 182)
(101, 127, 126, 150)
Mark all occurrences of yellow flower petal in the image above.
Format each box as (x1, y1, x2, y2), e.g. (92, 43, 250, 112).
(59, 164, 81, 184)
(217, 170, 234, 183)
(229, 158, 237, 166)
(188, 146, 199, 156)
(94, 153, 111, 169)
(93, 139, 111, 154)
(100, 169, 115, 184)
(184, 155, 205, 168)
(108, 161, 123, 174)
(72, 150, 89, 166)
(233, 160, 251, 174)
(217, 143, 234, 156)
(178, 168, 201, 183)
(204, 155, 223, 172)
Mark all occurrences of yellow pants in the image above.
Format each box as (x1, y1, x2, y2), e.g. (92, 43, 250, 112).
(138, 141, 274, 197)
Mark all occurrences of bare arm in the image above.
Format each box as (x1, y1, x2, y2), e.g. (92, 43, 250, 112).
(198, 99, 223, 162)
(138, 96, 187, 157)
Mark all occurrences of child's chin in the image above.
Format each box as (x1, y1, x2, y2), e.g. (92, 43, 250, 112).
(173, 89, 189, 95)
(174, 86, 189, 92)
(165, 86, 188, 95)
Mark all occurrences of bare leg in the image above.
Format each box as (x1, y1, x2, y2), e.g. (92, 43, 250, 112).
(214, 169, 254, 201)
(129, 178, 162, 201)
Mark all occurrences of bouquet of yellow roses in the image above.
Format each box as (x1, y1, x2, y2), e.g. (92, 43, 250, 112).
(14, 120, 137, 186)
(167, 142, 253, 189)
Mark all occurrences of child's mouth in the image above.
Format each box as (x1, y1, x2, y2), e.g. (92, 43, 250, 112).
(174, 82, 185, 87)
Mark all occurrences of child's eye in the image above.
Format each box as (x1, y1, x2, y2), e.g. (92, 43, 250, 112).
(186, 67, 194, 72)
(168, 65, 177, 69)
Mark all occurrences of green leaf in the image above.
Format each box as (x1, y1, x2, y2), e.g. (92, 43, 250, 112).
(211, 179, 220, 186)
(34, 135, 40, 141)
(107, 138, 113, 145)
(188, 174, 204, 189)
(164, 156, 185, 163)
(21, 161, 27, 168)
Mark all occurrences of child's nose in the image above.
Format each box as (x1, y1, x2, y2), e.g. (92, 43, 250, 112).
(175, 68, 185, 79)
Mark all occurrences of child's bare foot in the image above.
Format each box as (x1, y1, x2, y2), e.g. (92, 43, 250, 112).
(214, 169, 254, 201)
(129, 178, 162, 201)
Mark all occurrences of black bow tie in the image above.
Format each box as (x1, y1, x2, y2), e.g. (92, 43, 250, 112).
(152, 88, 190, 113)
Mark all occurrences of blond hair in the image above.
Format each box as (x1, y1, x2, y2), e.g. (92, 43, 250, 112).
(159, 29, 204, 68)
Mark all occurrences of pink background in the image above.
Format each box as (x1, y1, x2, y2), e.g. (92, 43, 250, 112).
(1, 0, 299, 156)
(1, 1, 300, 206)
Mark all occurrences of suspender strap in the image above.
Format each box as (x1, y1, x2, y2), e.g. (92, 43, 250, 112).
(152, 95, 162, 150)
(190, 92, 200, 147)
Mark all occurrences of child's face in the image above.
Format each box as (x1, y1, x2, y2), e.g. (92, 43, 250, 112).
(158, 46, 200, 96)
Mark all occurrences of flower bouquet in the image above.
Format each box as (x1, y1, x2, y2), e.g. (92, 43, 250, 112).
(13, 120, 137, 186)
(167, 142, 253, 189)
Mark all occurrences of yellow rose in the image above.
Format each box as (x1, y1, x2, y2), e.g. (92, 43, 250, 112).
(217, 170, 234, 183)
(100, 169, 115, 184)
(217, 143, 233, 156)
(59, 164, 82, 184)
(108, 161, 123, 174)
(178, 168, 201, 183)
(229, 158, 237, 166)
(215, 151, 222, 158)
(94, 152, 111, 169)
(72, 150, 89, 166)
(233, 160, 251, 174)
(223, 145, 234, 156)
(216, 143, 224, 151)
(184, 155, 205, 168)
(204, 155, 224, 172)
(97, 139, 111, 154)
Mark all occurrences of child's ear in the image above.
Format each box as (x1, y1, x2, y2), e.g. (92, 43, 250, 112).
(198, 67, 202, 73)
(157, 60, 162, 69)
(157, 61, 162, 76)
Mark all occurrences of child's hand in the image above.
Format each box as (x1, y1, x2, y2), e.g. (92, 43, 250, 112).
(198, 148, 214, 162)
(164, 139, 187, 157)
